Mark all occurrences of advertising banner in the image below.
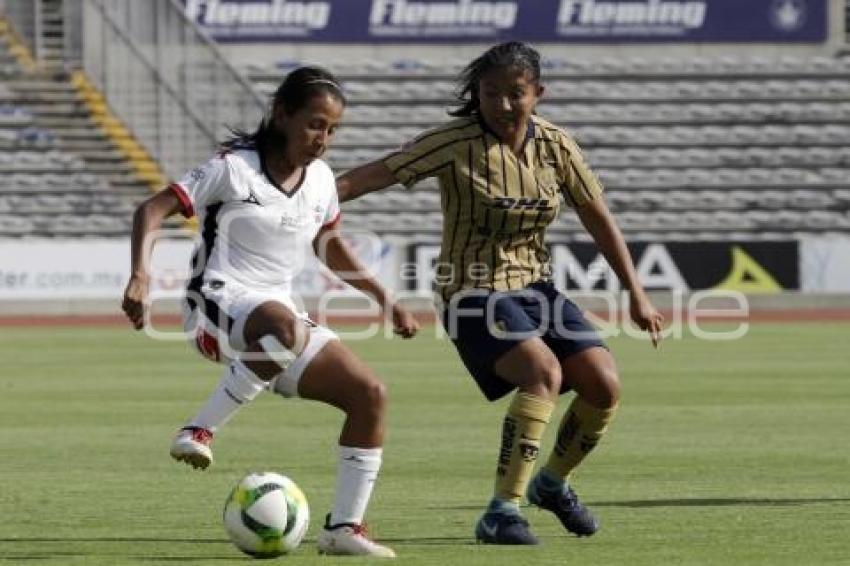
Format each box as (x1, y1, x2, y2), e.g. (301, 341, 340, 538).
(8, 237, 846, 300)
(0, 239, 194, 300)
(0, 235, 397, 300)
(406, 241, 800, 293)
(184, 0, 828, 43)
(800, 235, 850, 292)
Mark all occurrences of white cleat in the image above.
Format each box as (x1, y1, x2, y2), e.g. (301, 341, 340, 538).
(317, 515, 396, 558)
(169, 427, 214, 470)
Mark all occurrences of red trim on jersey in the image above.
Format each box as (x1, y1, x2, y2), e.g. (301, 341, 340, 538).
(322, 210, 341, 229)
(169, 183, 194, 218)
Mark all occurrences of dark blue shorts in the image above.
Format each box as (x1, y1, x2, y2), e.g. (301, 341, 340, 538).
(441, 281, 606, 401)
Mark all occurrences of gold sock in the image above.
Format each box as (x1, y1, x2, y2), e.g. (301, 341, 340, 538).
(494, 392, 554, 504)
(542, 397, 618, 481)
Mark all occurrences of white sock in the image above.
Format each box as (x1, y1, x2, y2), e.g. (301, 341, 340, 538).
(187, 359, 267, 432)
(329, 446, 383, 526)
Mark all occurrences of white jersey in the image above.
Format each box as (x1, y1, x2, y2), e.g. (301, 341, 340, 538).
(170, 148, 340, 294)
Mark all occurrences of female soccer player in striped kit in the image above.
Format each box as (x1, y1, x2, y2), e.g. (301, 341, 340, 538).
(337, 42, 664, 545)
(122, 66, 417, 557)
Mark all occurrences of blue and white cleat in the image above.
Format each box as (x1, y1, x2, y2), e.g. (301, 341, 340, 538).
(527, 477, 599, 537)
(475, 511, 539, 545)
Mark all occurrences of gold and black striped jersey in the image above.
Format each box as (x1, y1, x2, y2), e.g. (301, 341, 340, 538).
(383, 114, 603, 300)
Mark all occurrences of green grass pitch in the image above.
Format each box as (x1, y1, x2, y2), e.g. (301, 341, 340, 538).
(1, 322, 848, 564)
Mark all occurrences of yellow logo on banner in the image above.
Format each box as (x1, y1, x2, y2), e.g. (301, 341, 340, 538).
(713, 246, 782, 294)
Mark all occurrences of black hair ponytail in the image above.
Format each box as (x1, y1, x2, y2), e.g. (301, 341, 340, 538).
(221, 66, 345, 151)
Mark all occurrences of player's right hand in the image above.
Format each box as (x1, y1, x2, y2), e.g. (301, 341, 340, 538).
(122, 275, 150, 330)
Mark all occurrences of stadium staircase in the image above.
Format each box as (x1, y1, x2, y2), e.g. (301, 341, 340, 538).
(248, 56, 850, 241)
(0, 2, 167, 238)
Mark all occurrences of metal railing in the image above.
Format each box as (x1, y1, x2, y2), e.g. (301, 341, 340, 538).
(81, 0, 265, 180)
(2, 0, 43, 61)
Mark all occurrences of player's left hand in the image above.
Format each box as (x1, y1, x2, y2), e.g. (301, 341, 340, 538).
(629, 291, 664, 348)
(390, 303, 419, 339)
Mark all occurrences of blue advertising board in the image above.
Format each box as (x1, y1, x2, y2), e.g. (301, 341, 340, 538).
(184, 0, 828, 43)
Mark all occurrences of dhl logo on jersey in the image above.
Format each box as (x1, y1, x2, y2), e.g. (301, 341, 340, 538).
(491, 197, 554, 211)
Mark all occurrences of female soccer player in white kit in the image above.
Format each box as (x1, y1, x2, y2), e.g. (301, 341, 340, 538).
(122, 66, 417, 558)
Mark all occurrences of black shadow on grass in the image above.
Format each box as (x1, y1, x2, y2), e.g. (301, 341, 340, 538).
(432, 497, 850, 510)
(592, 497, 850, 508)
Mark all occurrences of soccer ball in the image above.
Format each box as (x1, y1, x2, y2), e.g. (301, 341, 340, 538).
(222, 472, 310, 557)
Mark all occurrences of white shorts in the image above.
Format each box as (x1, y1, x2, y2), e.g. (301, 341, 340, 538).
(183, 279, 338, 398)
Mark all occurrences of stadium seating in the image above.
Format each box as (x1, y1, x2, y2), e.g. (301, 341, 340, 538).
(0, 30, 158, 237)
(246, 53, 850, 238)
(250, 54, 850, 79)
(5, 12, 850, 240)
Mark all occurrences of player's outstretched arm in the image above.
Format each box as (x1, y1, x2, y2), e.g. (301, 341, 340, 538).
(122, 189, 185, 330)
(336, 159, 397, 203)
(575, 196, 664, 347)
(313, 223, 419, 339)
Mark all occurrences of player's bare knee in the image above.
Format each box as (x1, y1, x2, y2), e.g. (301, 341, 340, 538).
(365, 379, 388, 413)
(347, 377, 387, 420)
(531, 360, 562, 397)
(591, 369, 621, 408)
(605, 370, 622, 406)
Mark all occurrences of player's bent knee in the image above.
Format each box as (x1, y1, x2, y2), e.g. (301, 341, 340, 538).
(606, 370, 622, 405)
(266, 318, 308, 356)
(592, 369, 621, 408)
(357, 378, 388, 414)
(270, 326, 338, 398)
(253, 318, 311, 370)
(258, 333, 300, 370)
(335, 377, 387, 428)
(532, 361, 563, 397)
